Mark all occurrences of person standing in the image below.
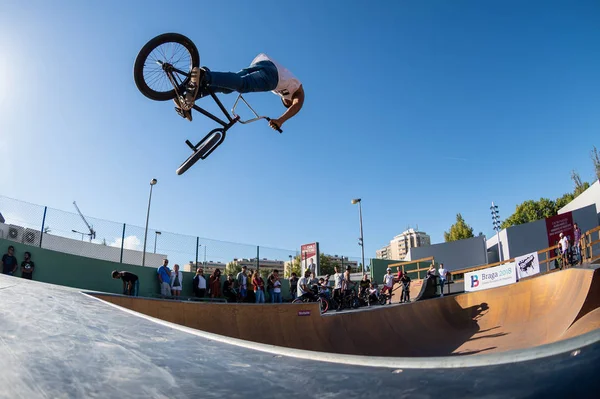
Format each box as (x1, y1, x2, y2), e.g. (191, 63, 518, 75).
(1, 245, 18, 276)
(382, 268, 395, 304)
(209, 268, 222, 298)
(332, 266, 343, 309)
(20, 251, 35, 280)
(559, 233, 569, 269)
(270, 269, 282, 303)
(438, 263, 447, 297)
(289, 272, 299, 301)
(573, 223, 582, 265)
(193, 268, 207, 298)
(170, 264, 183, 298)
(252, 271, 265, 303)
(236, 265, 248, 301)
(157, 259, 171, 298)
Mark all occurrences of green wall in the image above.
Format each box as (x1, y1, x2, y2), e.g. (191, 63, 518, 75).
(0, 238, 196, 297)
(0, 238, 297, 300)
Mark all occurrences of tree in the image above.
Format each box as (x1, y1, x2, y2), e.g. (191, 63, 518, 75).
(571, 170, 590, 197)
(592, 145, 600, 181)
(319, 253, 336, 276)
(285, 255, 302, 278)
(444, 213, 474, 242)
(555, 192, 575, 210)
(501, 198, 557, 228)
(225, 260, 241, 277)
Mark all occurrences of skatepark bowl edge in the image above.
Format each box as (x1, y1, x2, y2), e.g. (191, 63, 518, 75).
(90, 267, 600, 367)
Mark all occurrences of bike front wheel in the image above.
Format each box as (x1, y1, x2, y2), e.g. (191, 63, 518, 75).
(318, 297, 329, 314)
(134, 33, 200, 101)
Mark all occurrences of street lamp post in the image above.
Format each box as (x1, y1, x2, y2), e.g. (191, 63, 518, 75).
(491, 202, 502, 262)
(153, 231, 161, 253)
(142, 178, 158, 267)
(351, 198, 365, 274)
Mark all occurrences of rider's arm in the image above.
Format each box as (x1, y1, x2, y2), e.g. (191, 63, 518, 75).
(273, 85, 304, 127)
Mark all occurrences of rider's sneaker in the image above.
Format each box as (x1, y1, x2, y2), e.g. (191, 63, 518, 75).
(173, 97, 192, 122)
(182, 67, 206, 110)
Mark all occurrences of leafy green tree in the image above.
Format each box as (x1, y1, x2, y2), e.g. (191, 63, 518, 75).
(571, 170, 590, 197)
(501, 198, 557, 228)
(444, 213, 475, 242)
(285, 255, 302, 278)
(225, 260, 241, 277)
(555, 192, 575, 210)
(319, 253, 336, 276)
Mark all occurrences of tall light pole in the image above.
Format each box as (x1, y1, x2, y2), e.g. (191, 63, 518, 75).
(351, 198, 365, 274)
(491, 202, 502, 262)
(142, 178, 158, 267)
(153, 231, 161, 253)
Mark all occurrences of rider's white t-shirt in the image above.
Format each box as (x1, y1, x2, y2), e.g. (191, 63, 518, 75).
(383, 273, 394, 288)
(333, 273, 343, 290)
(252, 53, 301, 101)
(297, 276, 308, 296)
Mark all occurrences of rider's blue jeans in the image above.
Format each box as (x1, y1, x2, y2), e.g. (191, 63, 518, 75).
(200, 60, 278, 97)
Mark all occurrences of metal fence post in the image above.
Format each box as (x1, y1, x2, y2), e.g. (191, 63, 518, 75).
(256, 246, 260, 271)
(120, 223, 126, 263)
(39, 206, 47, 248)
(196, 237, 199, 269)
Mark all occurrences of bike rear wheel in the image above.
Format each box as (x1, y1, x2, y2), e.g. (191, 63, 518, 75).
(134, 33, 200, 101)
(291, 298, 303, 304)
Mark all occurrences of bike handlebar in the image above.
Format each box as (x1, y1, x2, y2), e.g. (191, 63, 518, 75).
(265, 117, 283, 133)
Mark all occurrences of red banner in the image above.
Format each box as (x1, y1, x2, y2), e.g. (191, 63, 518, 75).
(300, 242, 319, 275)
(545, 212, 573, 247)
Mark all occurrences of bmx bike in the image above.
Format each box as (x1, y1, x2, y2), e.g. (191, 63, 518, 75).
(292, 294, 329, 314)
(133, 33, 282, 175)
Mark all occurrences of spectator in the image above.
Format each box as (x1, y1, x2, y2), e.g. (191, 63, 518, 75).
(1, 245, 18, 276)
(559, 233, 569, 269)
(171, 264, 183, 298)
(289, 272, 299, 300)
(368, 282, 379, 304)
(20, 251, 35, 280)
(400, 273, 411, 303)
(157, 259, 171, 298)
(381, 268, 395, 304)
(112, 270, 139, 296)
(236, 265, 248, 301)
(269, 269, 282, 303)
(427, 264, 437, 279)
(318, 276, 331, 299)
(209, 268, 222, 298)
(359, 274, 370, 297)
(573, 223, 582, 265)
(223, 274, 237, 302)
(266, 269, 275, 302)
(438, 263, 447, 297)
(332, 266, 343, 307)
(396, 266, 403, 280)
(252, 270, 265, 303)
(193, 268, 207, 298)
(296, 269, 316, 301)
(342, 265, 355, 291)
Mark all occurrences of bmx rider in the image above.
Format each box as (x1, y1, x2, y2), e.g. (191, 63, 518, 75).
(176, 54, 305, 131)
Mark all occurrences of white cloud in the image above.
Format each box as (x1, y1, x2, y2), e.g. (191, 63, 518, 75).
(110, 235, 141, 251)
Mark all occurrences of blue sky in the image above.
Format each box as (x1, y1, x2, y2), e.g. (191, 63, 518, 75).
(1, 0, 599, 263)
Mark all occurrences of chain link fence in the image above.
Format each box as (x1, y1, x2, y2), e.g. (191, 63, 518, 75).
(0, 195, 364, 276)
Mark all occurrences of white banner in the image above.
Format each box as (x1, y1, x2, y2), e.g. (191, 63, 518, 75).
(465, 262, 517, 292)
(515, 251, 540, 280)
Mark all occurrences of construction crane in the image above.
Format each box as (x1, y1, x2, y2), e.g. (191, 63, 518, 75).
(73, 201, 96, 242)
